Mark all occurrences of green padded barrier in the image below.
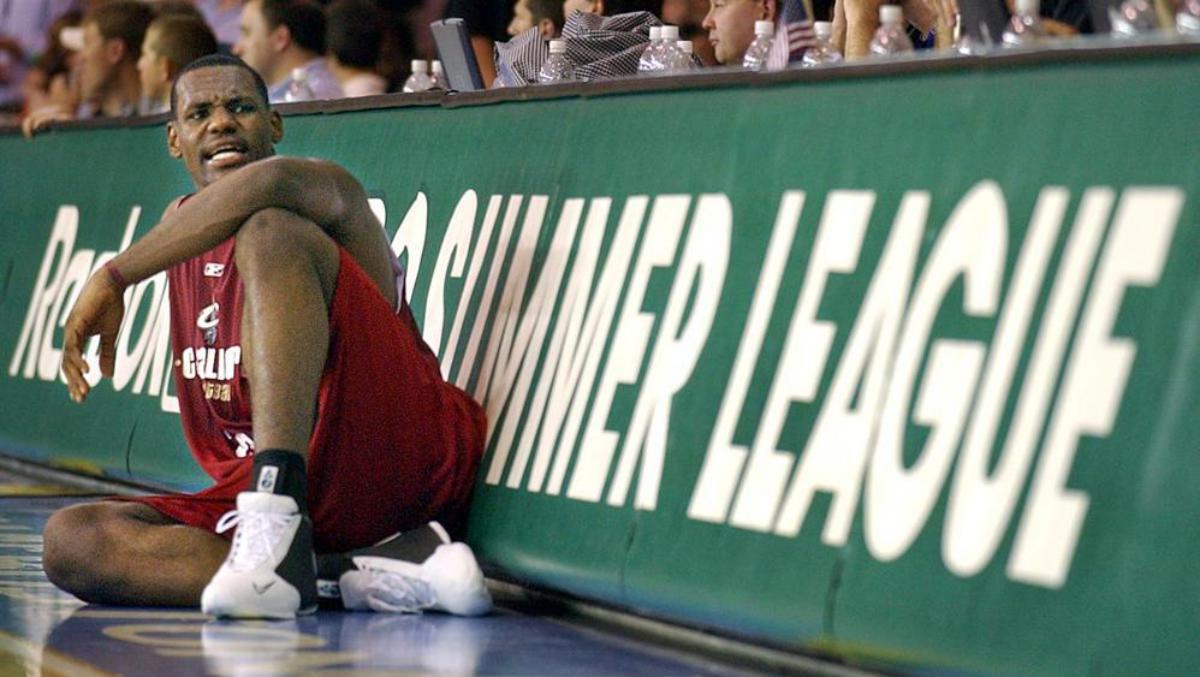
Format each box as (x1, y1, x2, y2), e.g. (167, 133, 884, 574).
(1, 45, 1197, 673)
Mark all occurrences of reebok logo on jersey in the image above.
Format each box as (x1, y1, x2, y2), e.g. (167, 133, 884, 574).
(256, 466, 278, 493)
(204, 263, 226, 277)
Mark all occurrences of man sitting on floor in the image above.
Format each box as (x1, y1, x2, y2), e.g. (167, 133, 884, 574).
(42, 53, 491, 619)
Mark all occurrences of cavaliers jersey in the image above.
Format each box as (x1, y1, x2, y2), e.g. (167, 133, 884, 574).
(155, 230, 484, 547)
(167, 237, 254, 485)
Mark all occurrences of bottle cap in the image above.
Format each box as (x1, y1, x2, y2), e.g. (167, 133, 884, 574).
(411, 59, 428, 72)
(754, 20, 774, 35)
(649, 26, 662, 40)
(549, 39, 567, 53)
(1015, 0, 1039, 14)
(661, 25, 680, 40)
(432, 60, 444, 73)
(291, 67, 307, 81)
(880, 5, 903, 23)
(677, 40, 693, 53)
(814, 21, 832, 37)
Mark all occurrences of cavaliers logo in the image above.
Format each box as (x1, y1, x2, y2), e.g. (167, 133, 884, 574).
(197, 302, 220, 346)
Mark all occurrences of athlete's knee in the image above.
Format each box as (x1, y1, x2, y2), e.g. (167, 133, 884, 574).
(42, 503, 135, 602)
(236, 208, 320, 270)
(236, 208, 338, 296)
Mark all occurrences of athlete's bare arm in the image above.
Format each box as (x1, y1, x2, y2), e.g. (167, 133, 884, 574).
(60, 156, 391, 403)
(118, 156, 392, 302)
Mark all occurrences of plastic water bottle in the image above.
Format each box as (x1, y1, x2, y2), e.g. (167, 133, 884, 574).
(538, 39, 575, 83)
(1179, 0, 1200, 33)
(1177, 0, 1200, 33)
(742, 20, 774, 71)
(1109, 0, 1159, 35)
(284, 67, 315, 102)
(657, 25, 682, 71)
(430, 60, 448, 90)
(1002, 0, 1047, 46)
(801, 21, 843, 66)
(667, 40, 696, 72)
(639, 26, 664, 72)
(403, 59, 433, 93)
(869, 6, 913, 56)
(952, 12, 989, 54)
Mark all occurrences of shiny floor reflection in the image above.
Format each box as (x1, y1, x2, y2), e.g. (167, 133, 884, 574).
(1, 495, 748, 675)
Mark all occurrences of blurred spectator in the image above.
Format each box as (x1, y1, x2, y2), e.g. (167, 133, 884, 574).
(831, 0, 935, 57)
(563, 0, 665, 17)
(138, 15, 218, 113)
(326, 0, 388, 96)
(374, 0, 424, 93)
(495, 9, 660, 85)
(193, 0, 245, 46)
(25, 0, 153, 135)
(77, 1, 154, 116)
(702, 0, 776, 64)
(1003, 0, 1090, 33)
(663, 0, 716, 63)
(0, 0, 83, 117)
(146, 0, 206, 20)
(443, 0, 512, 87)
(20, 10, 83, 116)
(233, 0, 343, 101)
(509, 0, 565, 37)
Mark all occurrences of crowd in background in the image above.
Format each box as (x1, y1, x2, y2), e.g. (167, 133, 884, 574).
(2, 0, 1187, 133)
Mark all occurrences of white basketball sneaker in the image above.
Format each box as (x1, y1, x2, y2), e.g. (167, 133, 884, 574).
(340, 542, 492, 617)
(201, 491, 318, 619)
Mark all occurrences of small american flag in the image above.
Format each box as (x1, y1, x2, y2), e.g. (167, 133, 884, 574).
(767, 0, 817, 69)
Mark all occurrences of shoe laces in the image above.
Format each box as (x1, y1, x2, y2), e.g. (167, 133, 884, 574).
(215, 508, 296, 572)
(356, 564, 436, 613)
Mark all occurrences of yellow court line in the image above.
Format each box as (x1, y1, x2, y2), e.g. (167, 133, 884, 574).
(0, 629, 116, 677)
(73, 609, 209, 621)
(0, 485, 94, 496)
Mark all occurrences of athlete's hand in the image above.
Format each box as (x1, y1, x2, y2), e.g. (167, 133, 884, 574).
(61, 269, 126, 403)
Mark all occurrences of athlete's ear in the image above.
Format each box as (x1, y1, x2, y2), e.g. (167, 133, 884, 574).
(167, 120, 183, 158)
(270, 110, 283, 143)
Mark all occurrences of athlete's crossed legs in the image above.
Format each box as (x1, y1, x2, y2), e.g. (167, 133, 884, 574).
(43, 209, 489, 616)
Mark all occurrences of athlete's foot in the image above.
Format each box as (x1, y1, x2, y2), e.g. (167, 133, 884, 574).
(340, 542, 492, 617)
(316, 521, 451, 605)
(201, 492, 318, 619)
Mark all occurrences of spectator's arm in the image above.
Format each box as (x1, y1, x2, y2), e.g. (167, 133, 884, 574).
(22, 104, 75, 138)
(831, 0, 848, 52)
(837, 0, 938, 58)
(0, 36, 23, 59)
(902, 0, 938, 36)
(1041, 18, 1079, 35)
(841, 0, 886, 58)
(471, 35, 497, 88)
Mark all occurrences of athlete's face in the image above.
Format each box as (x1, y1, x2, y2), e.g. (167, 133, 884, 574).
(167, 65, 282, 189)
